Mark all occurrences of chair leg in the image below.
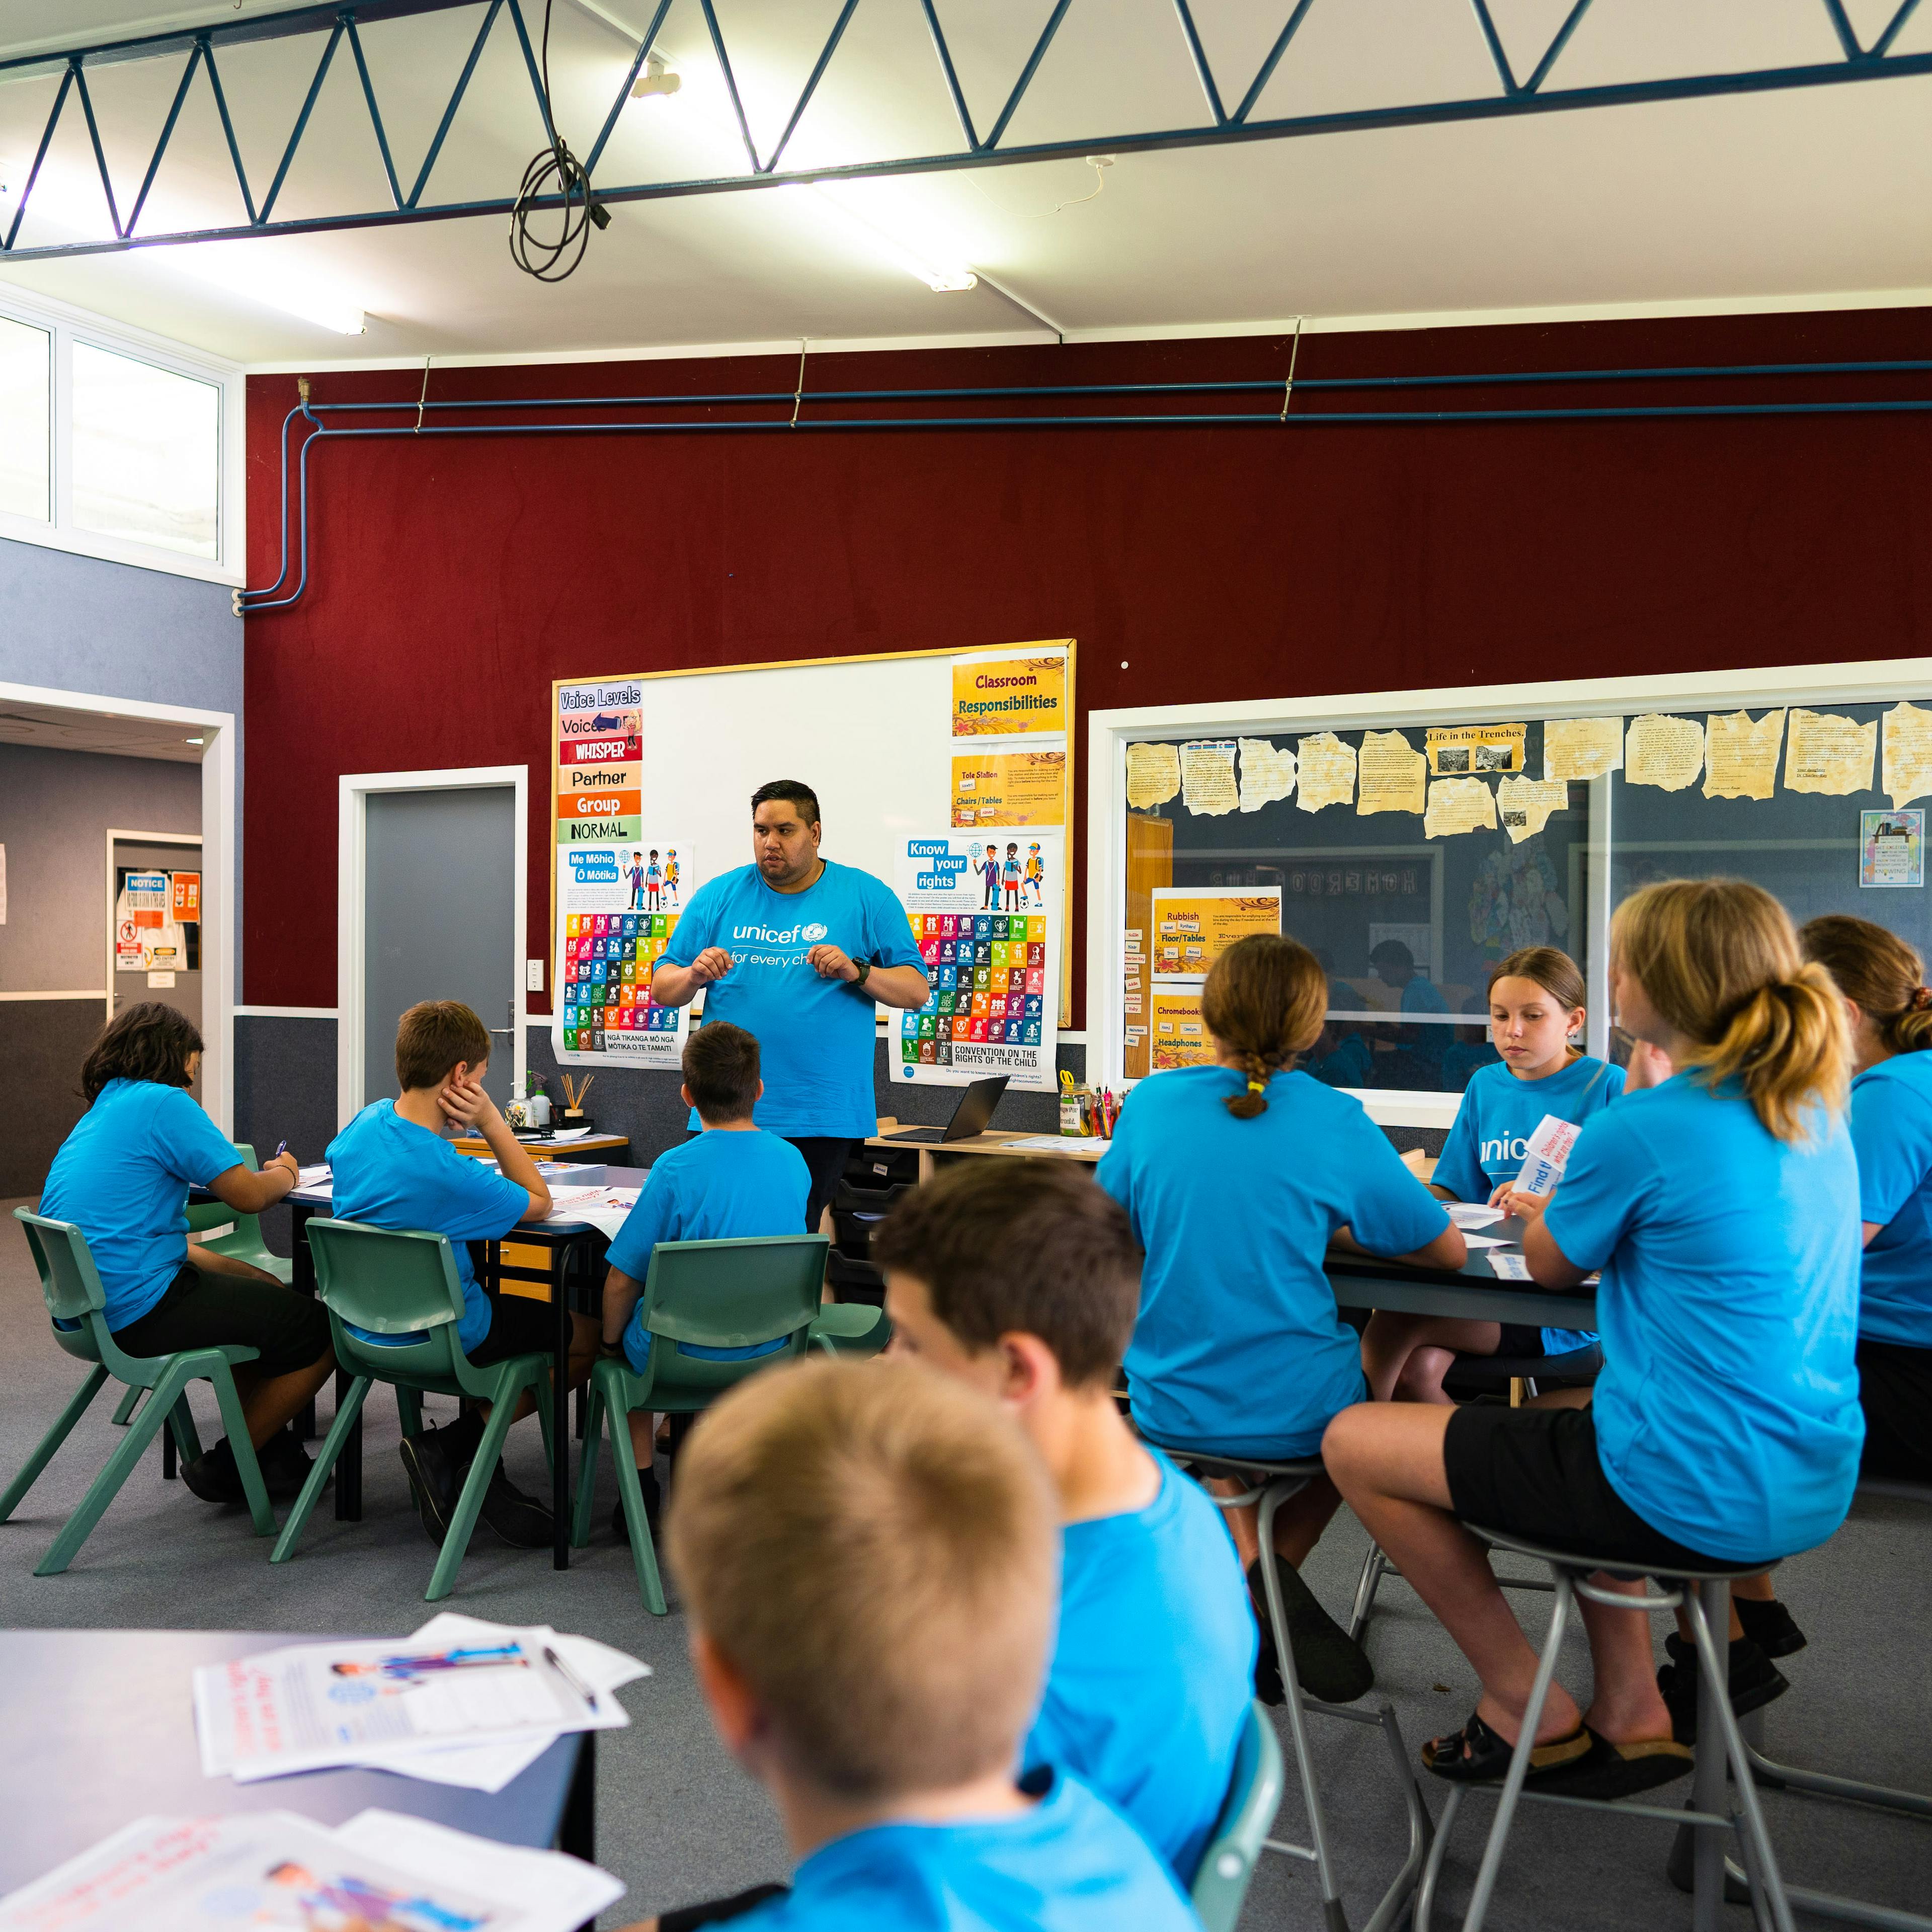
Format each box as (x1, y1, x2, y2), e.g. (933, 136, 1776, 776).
(571, 1372, 608, 1551)
(110, 1384, 143, 1427)
(425, 1389, 522, 1602)
(1461, 1573, 1575, 1932)
(396, 1387, 424, 1438)
(0, 1365, 109, 1521)
(272, 1377, 372, 1563)
(534, 1366, 556, 1475)
(36, 1363, 191, 1575)
(169, 1395, 204, 1466)
(207, 1366, 276, 1536)
(609, 1420, 668, 1617)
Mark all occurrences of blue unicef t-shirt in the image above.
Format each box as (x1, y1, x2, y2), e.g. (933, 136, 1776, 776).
(607, 1129, 811, 1371)
(1024, 1455, 1254, 1880)
(1848, 1051, 1932, 1347)
(41, 1079, 245, 1330)
(732, 1771, 1198, 1932)
(663, 861, 925, 1138)
(326, 1101, 531, 1352)
(1098, 1064, 1451, 1458)
(1542, 1073, 1865, 1561)
(1434, 1055, 1623, 1356)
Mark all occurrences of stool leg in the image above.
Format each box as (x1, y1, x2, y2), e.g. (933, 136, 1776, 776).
(1413, 1784, 1464, 1932)
(1463, 1572, 1574, 1932)
(1685, 1579, 1796, 1932)
(1255, 1478, 1345, 1927)
(1349, 1542, 1390, 1645)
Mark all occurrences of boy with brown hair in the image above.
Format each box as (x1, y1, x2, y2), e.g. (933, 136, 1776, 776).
(619, 1358, 1197, 1932)
(327, 999, 597, 1548)
(873, 1161, 1255, 1881)
(597, 1021, 810, 1537)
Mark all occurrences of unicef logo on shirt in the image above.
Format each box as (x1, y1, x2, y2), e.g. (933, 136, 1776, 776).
(801, 923, 829, 943)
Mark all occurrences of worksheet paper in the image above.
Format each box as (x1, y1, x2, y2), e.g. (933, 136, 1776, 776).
(0, 1809, 624, 1932)
(1446, 1203, 1506, 1229)
(194, 1621, 633, 1785)
(1512, 1113, 1582, 1196)
(1488, 1251, 1533, 1280)
(545, 1184, 643, 1242)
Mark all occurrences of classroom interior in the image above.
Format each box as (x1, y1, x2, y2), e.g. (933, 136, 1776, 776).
(3, 2, 1931, 1926)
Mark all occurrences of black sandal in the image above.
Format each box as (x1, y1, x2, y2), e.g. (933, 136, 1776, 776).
(1422, 1710, 1592, 1783)
(1531, 1727, 1692, 1800)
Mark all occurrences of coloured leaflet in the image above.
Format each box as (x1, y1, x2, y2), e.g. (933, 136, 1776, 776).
(1861, 809, 1924, 889)
(115, 870, 187, 972)
(1513, 1113, 1582, 1196)
(894, 829, 1062, 1092)
(1149, 985, 1212, 1070)
(552, 839, 691, 1070)
(950, 647, 1069, 738)
(1150, 889, 1282, 979)
(950, 749, 1067, 827)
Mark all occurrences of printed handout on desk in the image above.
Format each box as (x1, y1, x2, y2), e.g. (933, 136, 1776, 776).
(296, 1165, 332, 1192)
(0, 1809, 624, 1932)
(545, 1185, 643, 1242)
(194, 1624, 631, 1785)
(1446, 1203, 1506, 1229)
(1462, 1234, 1511, 1249)
(1488, 1251, 1533, 1280)
(1512, 1113, 1581, 1196)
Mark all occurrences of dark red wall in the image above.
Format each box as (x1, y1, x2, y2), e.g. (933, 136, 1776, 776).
(243, 309, 1932, 1018)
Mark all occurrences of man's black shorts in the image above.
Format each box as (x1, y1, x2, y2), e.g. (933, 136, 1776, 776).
(111, 1261, 329, 1376)
(1443, 1403, 1756, 1573)
(466, 1289, 558, 1366)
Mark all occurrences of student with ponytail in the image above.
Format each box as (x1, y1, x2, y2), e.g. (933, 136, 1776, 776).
(1097, 932, 1464, 1705)
(1801, 914, 1932, 1481)
(1326, 879, 1863, 1800)
(1364, 946, 1617, 1404)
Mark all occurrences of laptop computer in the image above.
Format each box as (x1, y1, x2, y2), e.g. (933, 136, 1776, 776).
(882, 1076, 1010, 1145)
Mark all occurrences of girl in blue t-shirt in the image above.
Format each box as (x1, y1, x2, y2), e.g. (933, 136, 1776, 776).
(1326, 879, 1861, 1802)
(1362, 946, 1619, 1404)
(1801, 915, 1932, 1483)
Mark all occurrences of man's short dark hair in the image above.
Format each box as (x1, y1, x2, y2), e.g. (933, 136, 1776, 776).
(751, 780, 821, 826)
(685, 1020, 761, 1120)
(872, 1162, 1141, 1388)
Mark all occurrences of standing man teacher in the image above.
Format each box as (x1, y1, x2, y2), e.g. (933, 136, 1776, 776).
(650, 780, 931, 1232)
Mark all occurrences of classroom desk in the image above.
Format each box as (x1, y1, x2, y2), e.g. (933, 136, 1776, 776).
(1325, 1217, 1598, 1329)
(0, 1628, 591, 1896)
(450, 1132, 632, 1164)
(865, 1116, 1107, 1183)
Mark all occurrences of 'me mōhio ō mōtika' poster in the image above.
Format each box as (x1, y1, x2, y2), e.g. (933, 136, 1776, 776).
(892, 829, 1062, 1093)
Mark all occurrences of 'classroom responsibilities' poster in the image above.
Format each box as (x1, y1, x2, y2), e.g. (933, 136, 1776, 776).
(892, 829, 1063, 1093)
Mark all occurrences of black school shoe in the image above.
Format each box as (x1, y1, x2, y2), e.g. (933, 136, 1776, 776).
(609, 1468, 664, 1544)
(181, 1434, 314, 1505)
(397, 1425, 466, 1547)
(1733, 1595, 1808, 1658)
(1247, 1556, 1376, 1705)
(180, 1437, 247, 1504)
(1657, 1632, 1789, 1745)
(475, 1462, 555, 1547)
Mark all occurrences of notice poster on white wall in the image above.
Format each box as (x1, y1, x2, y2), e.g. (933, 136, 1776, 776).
(892, 829, 1062, 1092)
(552, 839, 692, 1070)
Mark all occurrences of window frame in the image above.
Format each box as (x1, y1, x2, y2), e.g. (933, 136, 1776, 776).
(1087, 658, 1932, 1130)
(0, 284, 245, 588)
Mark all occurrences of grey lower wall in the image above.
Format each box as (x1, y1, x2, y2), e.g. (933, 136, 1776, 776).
(1, 998, 103, 1197)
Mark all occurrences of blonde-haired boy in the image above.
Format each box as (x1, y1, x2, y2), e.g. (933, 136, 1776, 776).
(620, 1358, 1198, 1932)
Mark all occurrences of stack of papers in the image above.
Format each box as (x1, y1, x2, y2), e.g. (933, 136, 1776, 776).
(1001, 1134, 1099, 1154)
(194, 1613, 648, 1793)
(0, 1808, 624, 1931)
(545, 1185, 642, 1242)
(295, 1164, 332, 1195)
(1447, 1203, 1505, 1229)
(549, 1126, 596, 1143)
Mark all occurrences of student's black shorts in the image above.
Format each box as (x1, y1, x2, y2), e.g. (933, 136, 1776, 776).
(1443, 1403, 1753, 1574)
(1858, 1335, 1932, 1483)
(465, 1289, 558, 1366)
(111, 1262, 330, 1376)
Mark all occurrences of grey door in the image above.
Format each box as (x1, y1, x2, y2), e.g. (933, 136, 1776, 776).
(363, 786, 516, 1109)
(112, 838, 203, 1101)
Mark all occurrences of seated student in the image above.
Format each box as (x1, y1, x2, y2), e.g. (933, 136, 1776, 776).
(1363, 946, 1620, 1406)
(39, 1002, 333, 1503)
(1801, 914, 1932, 1484)
(1096, 932, 1465, 1706)
(1326, 878, 1863, 1799)
(327, 1000, 596, 1548)
(873, 1160, 1254, 1881)
(597, 1021, 811, 1536)
(616, 1359, 1198, 1932)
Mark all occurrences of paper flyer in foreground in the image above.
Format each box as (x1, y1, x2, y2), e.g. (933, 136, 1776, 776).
(0, 1810, 622, 1932)
(1512, 1113, 1582, 1196)
(894, 829, 1062, 1092)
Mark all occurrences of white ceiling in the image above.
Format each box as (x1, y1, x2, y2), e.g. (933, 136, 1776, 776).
(1, 0, 1930, 368)
(0, 695, 207, 760)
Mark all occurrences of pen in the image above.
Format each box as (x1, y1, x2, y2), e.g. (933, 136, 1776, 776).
(543, 1641, 599, 1712)
(274, 1140, 288, 1160)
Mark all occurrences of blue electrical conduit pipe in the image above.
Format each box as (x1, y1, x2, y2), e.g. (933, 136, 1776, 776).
(238, 358, 1932, 614)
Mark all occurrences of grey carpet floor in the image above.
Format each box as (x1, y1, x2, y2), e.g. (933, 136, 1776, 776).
(2, 1199, 1926, 1929)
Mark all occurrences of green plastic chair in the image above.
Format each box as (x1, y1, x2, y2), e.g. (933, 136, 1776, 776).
(1191, 1701, 1286, 1932)
(809, 1301, 892, 1356)
(270, 1219, 555, 1602)
(3, 1210, 276, 1574)
(571, 1234, 830, 1613)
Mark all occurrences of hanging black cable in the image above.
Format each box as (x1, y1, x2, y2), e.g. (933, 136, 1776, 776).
(509, 0, 609, 283)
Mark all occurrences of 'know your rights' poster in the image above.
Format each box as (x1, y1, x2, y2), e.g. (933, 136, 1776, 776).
(893, 829, 1063, 1092)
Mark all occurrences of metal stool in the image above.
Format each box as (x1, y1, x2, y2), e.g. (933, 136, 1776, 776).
(1670, 1475, 1932, 1932)
(1414, 1526, 1792, 1932)
(1147, 1441, 1433, 1932)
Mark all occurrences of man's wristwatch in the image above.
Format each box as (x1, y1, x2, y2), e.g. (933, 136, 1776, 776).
(852, 958, 872, 990)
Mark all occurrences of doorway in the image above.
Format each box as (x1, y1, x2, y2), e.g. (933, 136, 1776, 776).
(107, 829, 204, 1100)
(337, 766, 527, 1127)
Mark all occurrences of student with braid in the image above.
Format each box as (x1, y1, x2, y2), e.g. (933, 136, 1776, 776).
(1097, 932, 1465, 1705)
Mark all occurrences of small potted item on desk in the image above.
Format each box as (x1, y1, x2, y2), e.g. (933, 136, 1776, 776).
(525, 1072, 552, 1132)
(557, 1072, 595, 1137)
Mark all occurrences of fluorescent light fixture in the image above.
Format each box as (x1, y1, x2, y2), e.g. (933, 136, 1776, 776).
(790, 182, 978, 293)
(632, 52, 682, 100)
(184, 736, 205, 745)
